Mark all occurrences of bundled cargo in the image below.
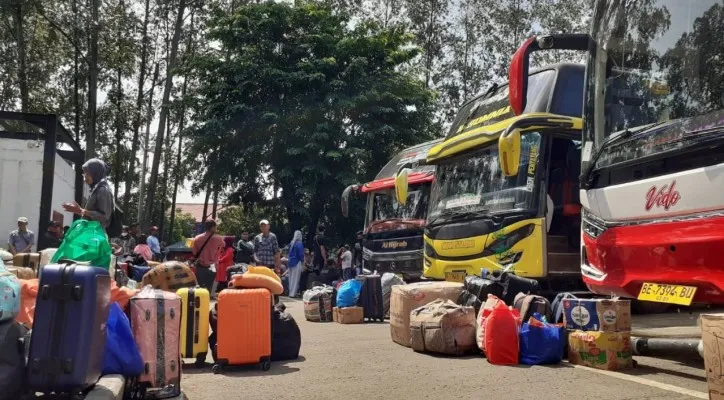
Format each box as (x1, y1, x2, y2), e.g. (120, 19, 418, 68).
(333, 306, 364, 324)
(141, 261, 198, 292)
(409, 299, 476, 356)
(562, 298, 631, 332)
(519, 313, 565, 365)
(7, 266, 35, 280)
(303, 285, 334, 322)
(457, 275, 504, 313)
(389, 281, 463, 347)
(476, 295, 506, 353)
(272, 303, 301, 361)
(12, 253, 39, 272)
(0, 261, 20, 323)
(482, 300, 521, 365)
(701, 313, 724, 399)
(568, 330, 632, 370)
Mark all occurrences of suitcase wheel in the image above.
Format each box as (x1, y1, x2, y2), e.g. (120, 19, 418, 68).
(261, 360, 271, 371)
(212, 363, 222, 374)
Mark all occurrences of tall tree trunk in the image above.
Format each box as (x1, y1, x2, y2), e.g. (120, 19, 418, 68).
(13, 2, 28, 112)
(138, 63, 160, 224)
(123, 0, 152, 214)
(114, 68, 123, 202)
(158, 120, 171, 238)
(73, 0, 80, 141)
(212, 186, 219, 219)
(202, 183, 211, 224)
(86, 0, 100, 160)
(145, 0, 188, 219)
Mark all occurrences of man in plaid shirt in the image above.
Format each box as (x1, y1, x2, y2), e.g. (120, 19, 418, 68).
(253, 219, 281, 273)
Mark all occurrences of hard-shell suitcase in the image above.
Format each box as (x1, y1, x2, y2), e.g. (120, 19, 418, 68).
(356, 274, 384, 322)
(27, 264, 111, 394)
(177, 287, 210, 367)
(129, 287, 182, 399)
(0, 320, 29, 400)
(213, 288, 272, 373)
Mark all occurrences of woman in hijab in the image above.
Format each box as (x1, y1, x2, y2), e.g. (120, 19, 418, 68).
(62, 158, 114, 231)
(287, 230, 305, 297)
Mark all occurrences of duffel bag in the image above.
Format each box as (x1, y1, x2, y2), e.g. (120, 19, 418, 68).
(410, 299, 476, 356)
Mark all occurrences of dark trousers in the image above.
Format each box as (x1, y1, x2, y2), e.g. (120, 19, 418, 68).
(195, 266, 215, 292)
(342, 268, 354, 280)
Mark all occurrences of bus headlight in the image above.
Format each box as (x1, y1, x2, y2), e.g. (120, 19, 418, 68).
(424, 242, 437, 258)
(481, 224, 535, 257)
(582, 217, 606, 239)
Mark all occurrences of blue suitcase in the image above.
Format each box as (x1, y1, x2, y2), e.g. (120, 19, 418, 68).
(27, 264, 111, 394)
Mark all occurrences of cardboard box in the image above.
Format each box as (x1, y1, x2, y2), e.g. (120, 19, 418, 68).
(562, 298, 631, 332)
(701, 313, 724, 399)
(389, 281, 464, 347)
(568, 330, 632, 370)
(333, 306, 364, 324)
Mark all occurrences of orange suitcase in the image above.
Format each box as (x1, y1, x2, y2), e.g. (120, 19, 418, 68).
(212, 288, 272, 373)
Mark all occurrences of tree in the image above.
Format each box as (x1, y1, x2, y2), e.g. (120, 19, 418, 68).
(187, 2, 438, 245)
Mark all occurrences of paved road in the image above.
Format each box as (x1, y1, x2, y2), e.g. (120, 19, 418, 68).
(181, 298, 709, 400)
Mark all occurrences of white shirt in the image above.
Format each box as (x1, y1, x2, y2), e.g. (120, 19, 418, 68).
(341, 250, 352, 270)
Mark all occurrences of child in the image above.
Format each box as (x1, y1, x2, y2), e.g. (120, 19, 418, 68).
(133, 234, 153, 261)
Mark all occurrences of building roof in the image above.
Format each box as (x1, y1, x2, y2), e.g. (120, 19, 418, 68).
(174, 203, 228, 222)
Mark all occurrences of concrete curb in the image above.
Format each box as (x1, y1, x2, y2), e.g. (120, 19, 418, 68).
(85, 375, 124, 400)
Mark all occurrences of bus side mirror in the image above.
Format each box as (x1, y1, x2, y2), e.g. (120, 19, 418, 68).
(499, 128, 522, 177)
(395, 168, 410, 205)
(341, 184, 358, 218)
(509, 34, 593, 115)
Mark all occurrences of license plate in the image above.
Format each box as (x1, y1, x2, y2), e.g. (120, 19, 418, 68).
(637, 282, 698, 306)
(445, 271, 466, 283)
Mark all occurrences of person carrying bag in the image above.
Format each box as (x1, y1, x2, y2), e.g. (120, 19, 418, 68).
(190, 219, 224, 292)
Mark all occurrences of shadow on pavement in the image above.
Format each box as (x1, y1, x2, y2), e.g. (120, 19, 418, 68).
(183, 356, 307, 376)
(624, 359, 706, 382)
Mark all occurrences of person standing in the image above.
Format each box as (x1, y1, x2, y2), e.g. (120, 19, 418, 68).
(312, 225, 328, 273)
(41, 221, 62, 250)
(9, 217, 35, 255)
(215, 236, 235, 295)
(340, 244, 353, 280)
(147, 226, 162, 261)
(354, 231, 364, 275)
(287, 230, 304, 297)
(62, 158, 114, 232)
(127, 222, 139, 250)
(253, 220, 281, 273)
(235, 231, 254, 264)
(191, 219, 225, 292)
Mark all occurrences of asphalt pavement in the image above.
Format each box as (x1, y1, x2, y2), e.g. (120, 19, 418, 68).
(181, 298, 710, 400)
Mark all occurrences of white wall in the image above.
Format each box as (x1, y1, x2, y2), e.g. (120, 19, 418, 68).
(53, 153, 76, 228)
(0, 139, 76, 247)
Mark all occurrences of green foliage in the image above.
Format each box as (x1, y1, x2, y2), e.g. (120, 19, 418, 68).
(166, 210, 196, 244)
(217, 204, 289, 241)
(187, 1, 439, 245)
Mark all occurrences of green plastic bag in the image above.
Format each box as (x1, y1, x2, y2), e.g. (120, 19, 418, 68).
(51, 219, 112, 269)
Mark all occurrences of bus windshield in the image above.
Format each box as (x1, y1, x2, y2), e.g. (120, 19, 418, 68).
(586, 0, 724, 168)
(428, 132, 541, 222)
(369, 185, 429, 224)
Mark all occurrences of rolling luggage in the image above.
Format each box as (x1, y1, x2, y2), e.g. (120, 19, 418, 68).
(213, 288, 272, 373)
(177, 287, 210, 367)
(0, 320, 29, 400)
(356, 274, 384, 322)
(27, 264, 111, 394)
(129, 286, 182, 399)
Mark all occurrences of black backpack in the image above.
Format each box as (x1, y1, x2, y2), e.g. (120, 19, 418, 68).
(107, 204, 123, 238)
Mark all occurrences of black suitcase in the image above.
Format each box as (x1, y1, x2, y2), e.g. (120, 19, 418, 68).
(356, 275, 384, 322)
(0, 321, 28, 400)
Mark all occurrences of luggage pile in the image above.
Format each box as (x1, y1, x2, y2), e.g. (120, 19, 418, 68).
(2, 227, 303, 398)
(562, 297, 633, 370)
(305, 274, 389, 324)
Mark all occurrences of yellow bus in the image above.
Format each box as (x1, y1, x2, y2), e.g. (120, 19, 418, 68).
(395, 62, 587, 291)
